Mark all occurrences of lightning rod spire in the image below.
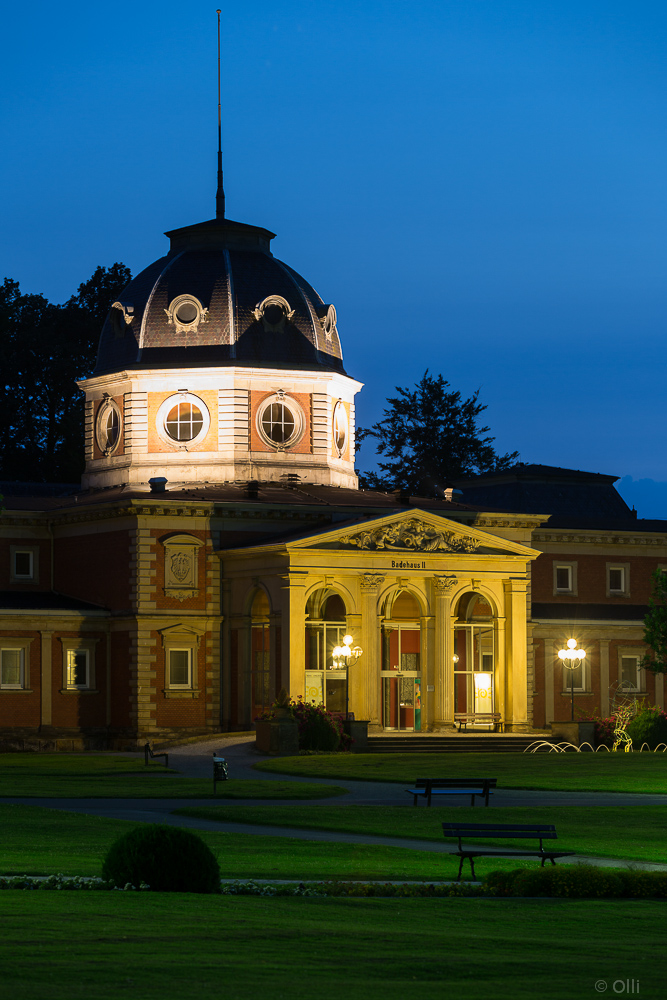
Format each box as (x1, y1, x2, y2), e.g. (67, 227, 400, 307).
(216, 9, 225, 219)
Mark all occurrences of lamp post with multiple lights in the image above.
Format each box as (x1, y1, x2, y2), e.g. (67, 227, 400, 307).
(558, 638, 586, 722)
(331, 635, 363, 720)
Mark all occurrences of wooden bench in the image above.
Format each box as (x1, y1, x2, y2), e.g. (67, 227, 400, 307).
(454, 713, 503, 732)
(144, 742, 169, 767)
(442, 822, 575, 880)
(406, 778, 497, 807)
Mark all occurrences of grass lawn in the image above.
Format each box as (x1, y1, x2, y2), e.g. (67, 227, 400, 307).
(1, 893, 659, 1000)
(255, 750, 667, 792)
(0, 804, 516, 881)
(0, 754, 345, 798)
(176, 802, 667, 864)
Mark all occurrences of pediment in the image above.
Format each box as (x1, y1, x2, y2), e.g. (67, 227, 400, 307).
(286, 509, 538, 558)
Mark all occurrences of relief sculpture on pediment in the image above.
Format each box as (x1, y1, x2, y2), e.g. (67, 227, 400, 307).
(340, 518, 479, 553)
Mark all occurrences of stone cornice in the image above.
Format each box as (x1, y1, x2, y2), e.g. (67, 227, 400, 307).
(533, 530, 667, 546)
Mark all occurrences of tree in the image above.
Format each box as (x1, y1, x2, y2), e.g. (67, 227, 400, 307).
(642, 570, 667, 674)
(0, 264, 131, 483)
(357, 371, 519, 494)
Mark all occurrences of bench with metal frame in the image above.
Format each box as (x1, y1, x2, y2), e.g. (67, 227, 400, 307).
(406, 778, 497, 807)
(454, 713, 503, 732)
(442, 822, 575, 880)
(144, 742, 169, 767)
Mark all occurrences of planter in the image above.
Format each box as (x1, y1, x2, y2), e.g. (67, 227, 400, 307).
(254, 717, 299, 756)
(343, 719, 369, 752)
(549, 720, 596, 749)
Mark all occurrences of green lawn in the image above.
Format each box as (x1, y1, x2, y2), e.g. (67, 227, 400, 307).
(176, 802, 667, 864)
(0, 804, 497, 881)
(0, 893, 659, 1000)
(255, 750, 667, 792)
(0, 754, 345, 798)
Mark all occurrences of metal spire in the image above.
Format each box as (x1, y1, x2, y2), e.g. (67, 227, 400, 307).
(216, 8, 225, 219)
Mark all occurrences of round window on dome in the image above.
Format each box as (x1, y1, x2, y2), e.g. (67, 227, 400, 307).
(156, 393, 211, 449)
(175, 301, 198, 325)
(256, 394, 304, 449)
(165, 295, 208, 333)
(95, 400, 122, 457)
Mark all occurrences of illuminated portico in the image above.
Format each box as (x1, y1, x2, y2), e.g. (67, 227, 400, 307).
(219, 508, 540, 732)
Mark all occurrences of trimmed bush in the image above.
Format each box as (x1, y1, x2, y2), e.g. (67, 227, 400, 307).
(626, 706, 667, 750)
(484, 865, 667, 899)
(101, 824, 220, 893)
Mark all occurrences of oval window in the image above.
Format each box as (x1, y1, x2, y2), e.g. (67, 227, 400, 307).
(175, 301, 198, 325)
(96, 400, 122, 456)
(333, 401, 348, 457)
(105, 408, 120, 450)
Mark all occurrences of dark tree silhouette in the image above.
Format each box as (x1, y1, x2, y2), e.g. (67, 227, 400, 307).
(357, 371, 519, 494)
(643, 570, 667, 674)
(0, 264, 131, 483)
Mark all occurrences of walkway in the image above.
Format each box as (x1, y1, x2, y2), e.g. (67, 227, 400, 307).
(5, 733, 667, 872)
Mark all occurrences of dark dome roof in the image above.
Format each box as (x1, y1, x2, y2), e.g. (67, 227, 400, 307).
(94, 218, 345, 375)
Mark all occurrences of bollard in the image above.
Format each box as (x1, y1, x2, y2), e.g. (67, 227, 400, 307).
(213, 752, 228, 794)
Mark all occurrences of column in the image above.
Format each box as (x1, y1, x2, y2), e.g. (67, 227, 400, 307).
(503, 579, 529, 732)
(433, 576, 456, 730)
(599, 639, 610, 717)
(40, 630, 53, 729)
(280, 570, 308, 699)
(359, 573, 384, 729)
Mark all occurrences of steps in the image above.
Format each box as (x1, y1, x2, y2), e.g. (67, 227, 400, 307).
(366, 734, 554, 753)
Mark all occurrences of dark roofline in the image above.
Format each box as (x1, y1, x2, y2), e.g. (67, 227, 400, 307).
(454, 463, 620, 487)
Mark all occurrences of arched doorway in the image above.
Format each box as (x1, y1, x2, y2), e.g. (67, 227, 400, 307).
(453, 592, 495, 725)
(304, 590, 347, 712)
(250, 589, 271, 718)
(381, 590, 422, 731)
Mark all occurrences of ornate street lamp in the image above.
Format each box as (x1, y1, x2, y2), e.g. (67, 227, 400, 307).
(331, 634, 363, 720)
(558, 638, 586, 722)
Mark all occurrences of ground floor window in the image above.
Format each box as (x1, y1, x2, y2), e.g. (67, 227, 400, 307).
(0, 648, 24, 688)
(168, 648, 192, 689)
(305, 590, 347, 712)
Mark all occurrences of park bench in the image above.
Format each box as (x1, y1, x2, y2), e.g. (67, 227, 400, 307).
(144, 742, 169, 767)
(406, 778, 497, 807)
(442, 822, 575, 880)
(454, 712, 503, 732)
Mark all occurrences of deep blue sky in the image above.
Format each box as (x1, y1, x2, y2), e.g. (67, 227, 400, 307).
(2, 1, 666, 514)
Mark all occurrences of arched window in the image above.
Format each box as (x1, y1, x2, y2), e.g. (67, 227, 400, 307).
(453, 592, 495, 724)
(305, 589, 347, 712)
(381, 590, 422, 732)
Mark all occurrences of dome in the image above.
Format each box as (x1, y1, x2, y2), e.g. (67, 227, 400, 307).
(94, 217, 345, 376)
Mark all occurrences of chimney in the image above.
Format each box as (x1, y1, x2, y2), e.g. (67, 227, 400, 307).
(148, 477, 168, 494)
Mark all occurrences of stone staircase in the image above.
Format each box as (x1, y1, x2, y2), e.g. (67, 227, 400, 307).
(366, 733, 554, 753)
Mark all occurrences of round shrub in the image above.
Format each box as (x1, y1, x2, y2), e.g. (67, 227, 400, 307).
(626, 706, 667, 750)
(101, 824, 220, 893)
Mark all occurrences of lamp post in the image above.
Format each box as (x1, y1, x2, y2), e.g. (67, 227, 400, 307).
(558, 638, 586, 722)
(331, 634, 363, 720)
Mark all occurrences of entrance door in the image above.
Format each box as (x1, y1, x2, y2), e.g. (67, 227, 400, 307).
(381, 674, 422, 731)
(381, 623, 421, 731)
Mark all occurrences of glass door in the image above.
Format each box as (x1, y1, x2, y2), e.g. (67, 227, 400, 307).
(381, 625, 421, 731)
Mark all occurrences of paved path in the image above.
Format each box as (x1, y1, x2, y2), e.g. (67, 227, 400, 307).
(5, 733, 667, 872)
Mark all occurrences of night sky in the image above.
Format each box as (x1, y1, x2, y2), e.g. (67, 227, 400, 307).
(2, 1, 666, 515)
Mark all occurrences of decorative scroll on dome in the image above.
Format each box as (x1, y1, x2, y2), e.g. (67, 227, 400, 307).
(340, 518, 480, 553)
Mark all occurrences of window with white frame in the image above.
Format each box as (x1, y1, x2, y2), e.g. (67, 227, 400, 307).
(168, 648, 192, 689)
(1, 648, 24, 688)
(554, 561, 576, 595)
(620, 654, 642, 692)
(10, 546, 38, 583)
(607, 563, 629, 596)
(0, 639, 33, 689)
